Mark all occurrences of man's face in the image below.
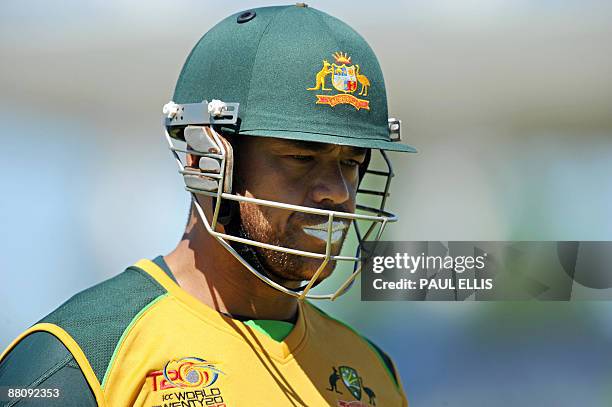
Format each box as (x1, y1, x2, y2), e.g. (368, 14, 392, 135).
(232, 136, 367, 283)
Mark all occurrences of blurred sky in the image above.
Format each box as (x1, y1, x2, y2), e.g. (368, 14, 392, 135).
(1, 1, 612, 406)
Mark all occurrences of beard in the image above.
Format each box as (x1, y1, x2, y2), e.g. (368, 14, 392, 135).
(231, 200, 350, 284)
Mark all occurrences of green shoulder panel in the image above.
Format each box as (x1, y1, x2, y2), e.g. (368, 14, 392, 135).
(40, 266, 167, 384)
(0, 331, 97, 406)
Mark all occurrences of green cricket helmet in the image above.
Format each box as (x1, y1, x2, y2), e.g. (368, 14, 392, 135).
(162, 4, 416, 300)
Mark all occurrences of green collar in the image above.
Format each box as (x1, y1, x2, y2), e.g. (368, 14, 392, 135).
(243, 319, 295, 342)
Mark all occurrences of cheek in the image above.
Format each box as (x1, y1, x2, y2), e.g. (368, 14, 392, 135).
(240, 164, 306, 205)
(239, 199, 293, 238)
(347, 197, 357, 213)
(239, 201, 272, 239)
(345, 177, 359, 211)
(235, 161, 300, 237)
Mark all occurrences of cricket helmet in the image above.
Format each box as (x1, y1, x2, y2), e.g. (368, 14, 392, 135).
(162, 4, 416, 300)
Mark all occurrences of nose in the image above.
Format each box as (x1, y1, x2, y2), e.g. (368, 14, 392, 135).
(309, 162, 351, 206)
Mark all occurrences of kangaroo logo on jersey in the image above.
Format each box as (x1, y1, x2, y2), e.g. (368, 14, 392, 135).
(307, 52, 370, 110)
(327, 365, 377, 406)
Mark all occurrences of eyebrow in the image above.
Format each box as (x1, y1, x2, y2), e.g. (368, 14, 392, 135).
(275, 139, 367, 155)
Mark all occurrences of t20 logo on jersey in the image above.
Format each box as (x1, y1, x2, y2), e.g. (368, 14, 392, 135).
(146, 357, 228, 407)
(147, 357, 225, 391)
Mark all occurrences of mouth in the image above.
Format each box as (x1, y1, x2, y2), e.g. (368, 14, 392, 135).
(302, 221, 349, 244)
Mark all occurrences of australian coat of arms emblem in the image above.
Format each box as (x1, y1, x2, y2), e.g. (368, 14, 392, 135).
(327, 365, 377, 406)
(307, 52, 370, 110)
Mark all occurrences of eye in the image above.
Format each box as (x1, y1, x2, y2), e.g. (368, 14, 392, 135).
(289, 155, 314, 162)
(341, 159, 361, 168)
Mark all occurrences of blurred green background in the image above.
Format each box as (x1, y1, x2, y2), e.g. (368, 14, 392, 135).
(1, 1, 611, 405)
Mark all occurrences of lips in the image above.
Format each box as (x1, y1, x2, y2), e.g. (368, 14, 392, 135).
(302, 221, 349, 243)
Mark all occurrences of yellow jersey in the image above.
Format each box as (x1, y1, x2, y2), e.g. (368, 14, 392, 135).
(0, 257, 407, 406)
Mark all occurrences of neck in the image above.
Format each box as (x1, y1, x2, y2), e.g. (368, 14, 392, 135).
(164, 208, 299, 322)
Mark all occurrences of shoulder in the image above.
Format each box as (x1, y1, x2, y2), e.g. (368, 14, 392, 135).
(0, 331, 97, 406)
(38, 264, 168, 384)
(1, 262, 168, 401)
(42, 264, 166, 327)
(303, 302, 401, 388)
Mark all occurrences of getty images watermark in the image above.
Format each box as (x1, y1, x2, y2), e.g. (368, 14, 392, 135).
(372, 251, 491, 291)
(360, 241, 612, 301)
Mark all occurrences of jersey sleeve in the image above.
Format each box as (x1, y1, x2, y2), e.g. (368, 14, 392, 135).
(365, 338, 409, 406)
(0, 331, 97, 406)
